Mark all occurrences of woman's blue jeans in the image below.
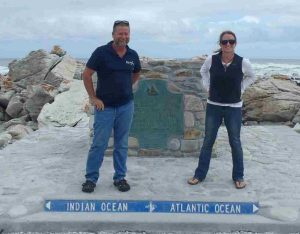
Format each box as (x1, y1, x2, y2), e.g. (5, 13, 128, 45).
(194, 103, 244, 181)
(85, 100, 134, 183)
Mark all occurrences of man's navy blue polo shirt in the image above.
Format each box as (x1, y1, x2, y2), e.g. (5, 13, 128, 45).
(86, 41, 141, 107)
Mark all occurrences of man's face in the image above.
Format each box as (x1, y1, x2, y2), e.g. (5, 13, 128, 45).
(112, 26, 130, 47)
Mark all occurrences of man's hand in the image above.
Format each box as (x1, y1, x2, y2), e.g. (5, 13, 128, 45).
(92, 97, 105, 110)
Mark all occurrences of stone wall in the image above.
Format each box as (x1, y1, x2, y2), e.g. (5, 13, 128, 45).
(87, 58, 208, 157)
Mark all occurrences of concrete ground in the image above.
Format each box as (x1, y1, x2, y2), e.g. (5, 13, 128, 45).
(1, 123, 300, 233)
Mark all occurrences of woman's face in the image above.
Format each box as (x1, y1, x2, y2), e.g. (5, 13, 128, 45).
(220, 33, 236, 53)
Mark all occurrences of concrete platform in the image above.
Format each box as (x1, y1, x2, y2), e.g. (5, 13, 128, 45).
(1, 125, 300, 233)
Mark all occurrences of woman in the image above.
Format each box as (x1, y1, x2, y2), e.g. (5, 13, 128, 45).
(188, 30, 255, 189)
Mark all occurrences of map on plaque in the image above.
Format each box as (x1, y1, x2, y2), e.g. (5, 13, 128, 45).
(130, 79, 184, 149)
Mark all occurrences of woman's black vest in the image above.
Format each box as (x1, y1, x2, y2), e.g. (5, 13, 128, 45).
(209, 53, 244, 103)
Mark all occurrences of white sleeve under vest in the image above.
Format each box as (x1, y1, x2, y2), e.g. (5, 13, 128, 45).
(241, 58, 256, 93)
(200, 55, 212, 92)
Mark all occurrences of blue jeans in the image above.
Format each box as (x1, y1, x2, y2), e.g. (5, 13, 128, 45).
(85, 100, 134, 183)
(194, 103, 244, 181)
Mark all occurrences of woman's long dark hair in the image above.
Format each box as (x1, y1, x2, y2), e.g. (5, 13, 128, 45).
(214, 30, 237, 53)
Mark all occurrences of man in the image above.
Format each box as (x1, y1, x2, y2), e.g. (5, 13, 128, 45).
(82, 20, 141, 193)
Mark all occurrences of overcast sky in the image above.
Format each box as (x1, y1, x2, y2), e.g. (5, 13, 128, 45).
(1, 0, 300, 59)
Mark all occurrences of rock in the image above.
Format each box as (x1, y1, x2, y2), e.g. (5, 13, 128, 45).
(0, 106, 10, 121)
(5, 95, 24, 118)
(175, 69, 193, 77)
(138, 149, 162, 156)
(152, 66, 172, 73)
(167, 82, 181, 93)
(50, 45, 66, 57)
(164, 60, 182, 69)
(8, 49, 60, 84)
(37, 80, 89, 127)
(7, 124, 33, 140)
(128, 149, 138, 156)
(180, 139, 200, 152)
(57, 80, 72, 93)
(194, 111, 206, 124)
(184, 129, 201, 140)
(271, 74, 290, 80)
(181, 60, 203, 69)
(184, 111, 195, 128)
(243, 78, 300, 122)
(0, 90, 15, 108)
(0, 106, 4, 120)
(2, 115, 28, 129)
(147, 60, 165, 66)
(128, 137, 139, 148)
(144, 71, 168, 79)
(294, 123, 300, 133)
(44, 55, 77, 87)
(0, 132, 12, 148)
(184, 95, 204, 111)
(26, 121, 39, 131)
(292, 109, 300, 124)
(167, 138, 181, 151)
(24, 85, 54, 121)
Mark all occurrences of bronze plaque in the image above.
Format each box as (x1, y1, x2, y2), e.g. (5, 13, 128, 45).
(130, 79, 183, 149)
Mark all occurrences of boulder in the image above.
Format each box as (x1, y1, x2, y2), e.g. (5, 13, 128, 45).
(37, 80, 88, 127)
(44, 55, 77, 87)
(8, 49, 60, 85)
(0, 132, 12, 148)
(243, 78, 300, 123)
(24, 85, 54, 121)
(50, 45, 66, 57)
(0, 106, 4, 121)
(2, 115, 28, 129)
(293, 109, 300, 124)
(7, 124, 33, 140)
(0, 90, 16, 108)
(5, 95, 24, 118)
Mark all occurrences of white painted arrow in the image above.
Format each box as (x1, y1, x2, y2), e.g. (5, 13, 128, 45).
(149, 201, 156, 212)
(253, 204, 259, 213)
(45, 201, 51, 210)
(146, 201, 156, 212)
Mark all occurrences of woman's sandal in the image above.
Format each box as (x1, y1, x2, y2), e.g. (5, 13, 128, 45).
(187, 177, 201, 185)
(234, 180, 246, 189)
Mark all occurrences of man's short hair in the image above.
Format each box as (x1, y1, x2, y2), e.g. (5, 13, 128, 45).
(113, 20, 130, 32)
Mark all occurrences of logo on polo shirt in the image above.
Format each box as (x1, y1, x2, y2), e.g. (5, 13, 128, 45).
(126, 60, 134, 66)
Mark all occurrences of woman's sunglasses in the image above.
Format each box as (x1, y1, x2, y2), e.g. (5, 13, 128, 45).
(221, 39, 236, 45)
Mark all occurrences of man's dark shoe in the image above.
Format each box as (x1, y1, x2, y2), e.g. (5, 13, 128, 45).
(82, 180, 96, 193)
(113, 179, 130, 192)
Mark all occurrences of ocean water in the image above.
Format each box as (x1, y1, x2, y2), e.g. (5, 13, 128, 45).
(1, 58, 300, 77)
(0, 58, 13, 75)
(251, 58, 300, 77)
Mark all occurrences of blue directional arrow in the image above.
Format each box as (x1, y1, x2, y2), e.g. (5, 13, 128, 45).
(45, 200, 149, 212)
(151, 201, 259, 214)
(44, 200, 259, 214)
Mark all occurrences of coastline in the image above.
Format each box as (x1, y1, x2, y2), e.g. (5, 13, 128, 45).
(1, 57, 300, 77)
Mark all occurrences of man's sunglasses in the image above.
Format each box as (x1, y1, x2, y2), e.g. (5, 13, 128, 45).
(221, 39, 236, 45)
(113, 20, 129, 27)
